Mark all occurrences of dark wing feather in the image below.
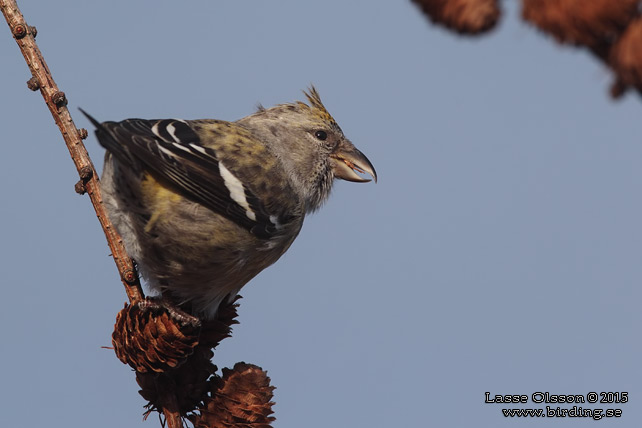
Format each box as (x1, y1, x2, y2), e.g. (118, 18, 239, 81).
(81, 110, 281, 239)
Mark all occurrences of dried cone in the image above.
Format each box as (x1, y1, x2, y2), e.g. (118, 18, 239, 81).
(411, 0, 500, 35)
(199, 295, 241, 349)
(112, 299, 201, 373)
(522, 0, 640, 56)
(134, 297, 242, 417)
(609, 17, 642, 97)
(138, 347, 217, 417)
(190, 362, 276, 428)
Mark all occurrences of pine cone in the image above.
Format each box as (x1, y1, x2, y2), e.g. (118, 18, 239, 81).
(609, 17, 642, 97)
(117, 297, 243, 418)
(412, 0, 500, 35)
(522, 0, 640, 56)
(138, 347, 217, 417)
(190, 362, 276, 428)
(112, 298, 201, 373)
(199, 296, 241, 350)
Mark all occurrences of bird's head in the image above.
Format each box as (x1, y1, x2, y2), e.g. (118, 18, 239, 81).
(237, 86, 377, 211)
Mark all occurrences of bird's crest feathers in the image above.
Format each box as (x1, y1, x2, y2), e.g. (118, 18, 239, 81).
(299, 86, 339, 128)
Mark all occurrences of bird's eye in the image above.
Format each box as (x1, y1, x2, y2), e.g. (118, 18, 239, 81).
(314, 130, 328, 141)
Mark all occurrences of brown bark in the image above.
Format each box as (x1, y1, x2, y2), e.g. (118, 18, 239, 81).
(0, 0, 144, 304)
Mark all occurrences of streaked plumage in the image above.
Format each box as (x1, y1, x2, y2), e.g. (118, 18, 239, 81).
(83, 88, 376, 319)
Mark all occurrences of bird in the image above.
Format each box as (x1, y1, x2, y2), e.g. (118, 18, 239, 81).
(81, 87, 376, 320)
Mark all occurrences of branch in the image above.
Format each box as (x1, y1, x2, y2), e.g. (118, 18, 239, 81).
(0, 0, 144, 304)
(0, 0, 193, 425)
(2, 3, 276, 427)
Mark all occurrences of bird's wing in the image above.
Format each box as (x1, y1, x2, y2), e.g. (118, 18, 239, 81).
(82, 111, 294, 239)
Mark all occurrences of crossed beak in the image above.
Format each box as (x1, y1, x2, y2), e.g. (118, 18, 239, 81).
(330, 140, 377, 183)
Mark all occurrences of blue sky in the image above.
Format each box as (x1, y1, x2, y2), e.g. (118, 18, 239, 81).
(1, 1, 641, 427)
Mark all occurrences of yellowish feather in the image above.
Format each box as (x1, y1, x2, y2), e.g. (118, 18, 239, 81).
(141, 173, 182, 233)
